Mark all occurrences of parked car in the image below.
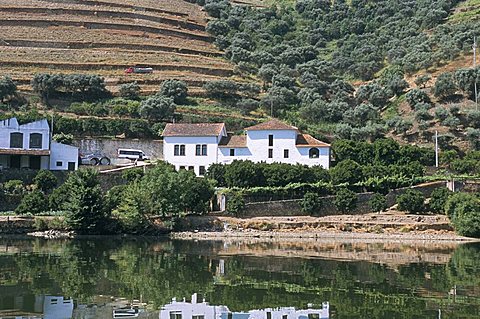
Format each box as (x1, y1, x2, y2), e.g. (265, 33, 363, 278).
(118, 148, 149, 161)
(124, 66, 153, 74)
(80, 153, 111, 166)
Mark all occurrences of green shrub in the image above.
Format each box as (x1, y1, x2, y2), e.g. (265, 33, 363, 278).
(15, 190, 48, 215)
(448, 193, 480, 237)
(119, 81, 140, 100)
(301, 192, 323, 215)
(3, 180, 24, 195)
(369, 193, 387, 212)
(160, 79, 188, 104)
(334, 188, 357, 214)
(429, 187, 452, 214)
(397, 189, 425, 214)
(227, 191, 245, 216)
(33, 170, 58, 193)
(445, 192, 476, 220)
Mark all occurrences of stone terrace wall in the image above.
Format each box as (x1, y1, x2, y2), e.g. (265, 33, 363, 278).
(73, 138, 163, 160)
(237, 181, 446, 217)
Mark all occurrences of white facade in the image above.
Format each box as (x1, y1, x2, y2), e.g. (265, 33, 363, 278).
(50, 142, 79, 171)
(162, 120, 330, 176)
(0, 117, 78, 170)
(160, 294, 329, 319)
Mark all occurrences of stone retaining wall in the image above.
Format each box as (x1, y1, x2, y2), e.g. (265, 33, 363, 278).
(73, 138, 163, 160)
(237, 181, 446, 217)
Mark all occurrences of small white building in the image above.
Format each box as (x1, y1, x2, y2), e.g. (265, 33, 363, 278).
(0, 117, 78, 170)
(162, 119, 330, 176)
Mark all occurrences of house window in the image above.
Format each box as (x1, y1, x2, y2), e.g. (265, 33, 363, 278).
(230, 148, 235, 156)
(268, 134, 273, 146)
(29, 133, 42, 149)
(196, 144, 207, 156)
(179, 166, 186, 170)
(56, 161, 62, 167)
(199, 166, 206, 176)
(267, 312, 272, 319)
(10, 132, 23, 148)
(283, 316, 288, 319)
(268, 149, 273, 158)
(188, 166, 194, 171)
(308, 314, 319, 319)
(284, 149, 289, 158)
(170, 312, 182, 319)
(309, 148, 319, 158)
(193, 316, 205, 319)
(175, 145, 185, 156)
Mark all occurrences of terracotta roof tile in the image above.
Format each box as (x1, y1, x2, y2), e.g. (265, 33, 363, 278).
(244, 119, 298, 131)
(0, 149, 50, 156)
(295, 134, 330, 147)
(162, 123, 225, 137)
(218, 135, 247, 148)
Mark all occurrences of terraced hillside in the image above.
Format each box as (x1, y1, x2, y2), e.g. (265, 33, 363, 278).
(0, 0, 234, 95)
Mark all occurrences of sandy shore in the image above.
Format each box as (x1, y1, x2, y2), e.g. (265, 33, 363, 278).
(172, 229, 478, 243)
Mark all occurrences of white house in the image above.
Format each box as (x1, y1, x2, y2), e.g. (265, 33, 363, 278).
(0, 117, 78, 170)
(159, 293, 329, 319)
(162, 119, 330, 176)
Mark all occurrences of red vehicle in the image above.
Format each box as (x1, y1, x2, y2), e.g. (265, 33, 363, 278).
(125, 66, 153, 74)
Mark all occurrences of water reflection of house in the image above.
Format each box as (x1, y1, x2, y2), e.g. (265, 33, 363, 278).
(159, 294, 329, 319)
(0, 295, 73, 319)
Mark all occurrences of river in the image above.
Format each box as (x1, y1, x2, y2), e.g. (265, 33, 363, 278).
(0, 236, 479, 318)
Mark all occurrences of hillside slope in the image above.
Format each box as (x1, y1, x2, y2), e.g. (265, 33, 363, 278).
(0, 0, 234, 95)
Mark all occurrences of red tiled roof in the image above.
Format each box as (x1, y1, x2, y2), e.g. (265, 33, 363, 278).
(244, 119, 298, 131)
(0, 148, 50, 155)
(218, 135, 247, 148)
(162, 123, 225, 137)
(295, 134, 330, 147)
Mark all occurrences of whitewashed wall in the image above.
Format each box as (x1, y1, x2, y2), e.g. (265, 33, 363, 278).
(50, 142, 79, 170)
(0, 118, 50, 150)
(164, 135, 221, 175)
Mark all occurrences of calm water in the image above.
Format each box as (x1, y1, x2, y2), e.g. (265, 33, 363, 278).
(0, 236, 480, 319)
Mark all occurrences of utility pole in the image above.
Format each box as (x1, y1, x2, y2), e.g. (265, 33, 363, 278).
(270, 99, 273, 117)
(474, 36, 478, 111)
(435, 130, 439, 168)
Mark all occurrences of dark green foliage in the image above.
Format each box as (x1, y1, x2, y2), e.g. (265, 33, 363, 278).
(33, 170, 58, 194)
(226, 191, 245, 216)
(433, 72, 457, 99)
(205, 163, 227, 187)
(119, 82, 140, 100)
(31, 73, 110, 104)
(114, 163, 214, 232)
(370, 193, 387, 213)
(454, 67, 480, 100)
(104, 185, 126, 214)
(301, 192, 323, 215)
(0, 76, 16, 102)
(429, 187, 452, 214)
(139, 95, 176, 122)
(330, 159, 363, 185)
(414, 74, 431, 88)
(397, 189, 425, 214)
(334, 188, 357, 214)
(466, 128, 480, 150)
(15, 190, 48, 215)
(60, 168, 107, 233)
(356, 83, 390, 108)
(159, 80, 188, 104)
(405, 89, 430, 108)
(447, 193, 480, 238)
(224, 160, 265, 188)
(121, 168, 144, 182)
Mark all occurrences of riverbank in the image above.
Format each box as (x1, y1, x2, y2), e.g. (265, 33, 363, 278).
(173, 213, 478, 243)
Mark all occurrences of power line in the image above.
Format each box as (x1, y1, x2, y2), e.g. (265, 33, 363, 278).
(474, 36, 478, 110)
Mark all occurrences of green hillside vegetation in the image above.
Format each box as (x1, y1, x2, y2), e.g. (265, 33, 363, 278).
(0, 0, 479, 154)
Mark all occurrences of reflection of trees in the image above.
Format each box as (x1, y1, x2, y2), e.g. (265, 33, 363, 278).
(1, 239, 480, 318)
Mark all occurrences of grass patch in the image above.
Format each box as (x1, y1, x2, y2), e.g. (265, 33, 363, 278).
(382, 95, 404, 120)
